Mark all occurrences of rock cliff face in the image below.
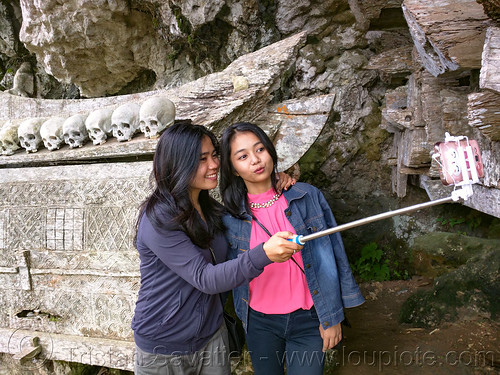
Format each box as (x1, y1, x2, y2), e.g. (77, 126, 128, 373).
(0, 1, 499, 372)
(1, 0, 499, 245)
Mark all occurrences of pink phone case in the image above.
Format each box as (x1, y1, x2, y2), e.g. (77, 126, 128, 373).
(434, 140, 484, 186)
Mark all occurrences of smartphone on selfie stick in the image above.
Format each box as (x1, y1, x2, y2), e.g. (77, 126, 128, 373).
(287, 133, 484, 246)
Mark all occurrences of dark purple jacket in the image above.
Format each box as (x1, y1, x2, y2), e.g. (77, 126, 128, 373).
(131, 212, 271, 354)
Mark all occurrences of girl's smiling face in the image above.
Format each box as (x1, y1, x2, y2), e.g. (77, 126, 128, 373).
(189, 135, 219, 199)
(230, 131, 274, 194)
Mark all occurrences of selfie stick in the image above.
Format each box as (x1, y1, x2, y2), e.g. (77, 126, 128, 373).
(288, 133, 480, 246)
(288, 196, 454, 245)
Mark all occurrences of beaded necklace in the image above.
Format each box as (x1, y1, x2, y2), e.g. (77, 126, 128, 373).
(249, 192, 282, 209)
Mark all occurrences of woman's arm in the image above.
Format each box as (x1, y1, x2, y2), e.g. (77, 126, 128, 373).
(138, 216, 298, 294)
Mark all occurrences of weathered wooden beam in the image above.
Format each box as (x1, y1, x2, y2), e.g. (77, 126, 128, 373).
(402, 0, 492, 76)
(480, 26, 500, 93)
(420, 71, 473, 142)
(468, 90, 500, 141)
(420, 176, 500, 218)
(381, 86, 413, 131)
(407, 66, 425, 128)
(0, 94, 332, 170)
(441, 88, 472, 137)
(393, 131, 408, 197)
(399, 166, 431, 175)
(0, 328, 135, 371)
(402, 127, 430, 168)
(366, 46, 414, 75)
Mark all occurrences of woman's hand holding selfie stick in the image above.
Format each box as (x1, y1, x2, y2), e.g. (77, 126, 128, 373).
(263, 231, 303, 262)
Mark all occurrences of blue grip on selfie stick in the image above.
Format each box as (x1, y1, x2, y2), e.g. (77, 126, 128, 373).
(288, 235, 305, 246)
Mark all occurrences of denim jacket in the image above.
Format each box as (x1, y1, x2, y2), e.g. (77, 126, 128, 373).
(223, 182, 365, 331)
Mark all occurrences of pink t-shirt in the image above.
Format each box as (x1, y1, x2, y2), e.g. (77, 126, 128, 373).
(248, 188, 314, 314)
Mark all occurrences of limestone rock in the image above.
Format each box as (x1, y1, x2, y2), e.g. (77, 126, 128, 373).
(0, 32, 308, 166)
(0, 1, 18, 58)
(19, 0, 167, 97)
(256, 94, 336, 171)
(400, 247, 499, 327)
(411, 231, 499, 277)
(476, 0, 500, 22)
(171, 0, 225, 30)
(6, 62, 33, 97)
(275, 0, 356, 37)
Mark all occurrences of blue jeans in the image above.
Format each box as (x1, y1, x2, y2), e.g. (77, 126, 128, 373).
(246, 306, 324, 375)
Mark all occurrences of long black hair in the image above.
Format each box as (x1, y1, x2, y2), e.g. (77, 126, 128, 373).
(136, 122, 225, 248)
(219, 122, 279, 218)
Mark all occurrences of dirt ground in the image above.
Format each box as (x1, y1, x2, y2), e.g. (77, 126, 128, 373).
(323, 278, 499, 375)
(231, 277, 498, 374)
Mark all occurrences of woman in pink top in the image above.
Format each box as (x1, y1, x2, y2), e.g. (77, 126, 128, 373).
(220, 122, 364, 375)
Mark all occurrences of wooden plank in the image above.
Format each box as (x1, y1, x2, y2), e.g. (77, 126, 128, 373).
(399, 166, 431, 175)
(0, 328, 135, 371)
(366, 46, 414, 75)
(382, 86, 413, 131)
(407, 68, 425, 127)
(402, 127, 431, 168)
(0, 162, 148, 350)
(420, 176, 500, 218)
(393, 131, 408, 197)
(480, 26, 500, 93)
(468, 90, 500, 141)
(421, 72, 456, 142)
(440, 87, 473, 137)
(402, 0, 492, 76)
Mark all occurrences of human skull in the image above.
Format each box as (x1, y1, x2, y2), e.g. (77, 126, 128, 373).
(0, 119, 22, 155)
(40, 117, 66, 151)
(139, 96, 176, 138)
(63, 114, 89, 148)
(111, 103, 141, 142)
(85, 108, 113, 145)
(18, 117, 47, 153)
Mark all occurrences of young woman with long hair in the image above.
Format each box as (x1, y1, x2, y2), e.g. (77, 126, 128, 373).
(219, 122, 365, 375)
(131, 122, 302, 375)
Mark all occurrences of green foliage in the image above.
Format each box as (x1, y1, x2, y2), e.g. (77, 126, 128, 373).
(187, 34, 197, 49)
(352, 242, 390, 282)
(173, 7, 191, 35)
(351, 242, 411, 282)
(151, 17, 159, 29)
(436, 216, 465, 228)
(391, 260, 409, 280)
(435, 210, 485, 235)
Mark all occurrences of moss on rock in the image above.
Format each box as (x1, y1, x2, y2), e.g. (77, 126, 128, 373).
(411, 231, 499, 278)
(400, 248, 499, 328)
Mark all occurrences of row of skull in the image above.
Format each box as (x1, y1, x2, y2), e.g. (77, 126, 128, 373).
(0, 95, 176, 155)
